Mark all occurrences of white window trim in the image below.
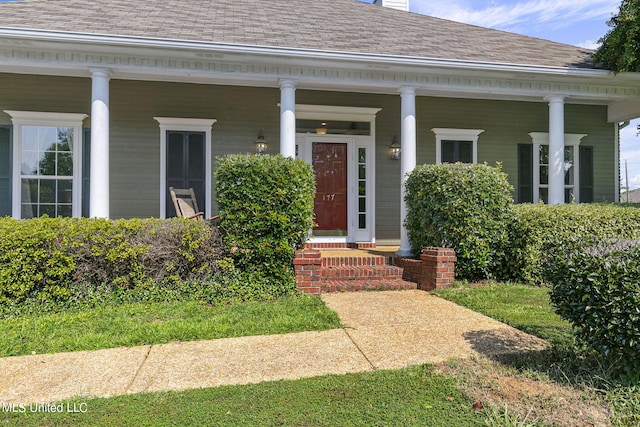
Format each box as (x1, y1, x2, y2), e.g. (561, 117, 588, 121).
(529, 132, 587, 203)
(5, 110, 87, 218)
(154, 117, 216, 218)
(432, 128, 484, 164)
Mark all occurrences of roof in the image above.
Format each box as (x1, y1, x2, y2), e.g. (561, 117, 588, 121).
(0, 0, 594, 69)
(622, 188, 640, 203)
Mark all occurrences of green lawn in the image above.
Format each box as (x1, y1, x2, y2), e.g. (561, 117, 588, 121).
(3, 283, 638, 426)
(432, 282, 573, 345)
(0, 294, 341, 357)
(1, 365, 484, 427)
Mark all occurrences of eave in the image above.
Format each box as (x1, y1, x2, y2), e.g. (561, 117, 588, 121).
(1, 27, 640, 106)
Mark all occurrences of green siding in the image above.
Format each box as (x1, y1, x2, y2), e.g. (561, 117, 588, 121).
(0, 73, 616, 240)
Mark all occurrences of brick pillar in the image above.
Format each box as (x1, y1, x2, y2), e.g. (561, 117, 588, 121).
(420, 247, 456, 290)
(293, 249, 322, 294)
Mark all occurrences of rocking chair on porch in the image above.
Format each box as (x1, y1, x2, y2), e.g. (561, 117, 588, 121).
(169, 187, 219, 221)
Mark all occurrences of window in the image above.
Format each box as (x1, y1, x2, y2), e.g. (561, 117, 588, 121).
(358, 147, 367, 229)
(5, 111, 87, 218)
(155, 117, 216, 218)
(520, 133, 589, 203)
(432, 128, 484, 164)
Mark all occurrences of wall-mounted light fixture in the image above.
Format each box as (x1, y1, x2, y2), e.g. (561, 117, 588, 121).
(389, 135, 401, 160)
(255, 129, 267, 154)
(315, 122, 328, 135)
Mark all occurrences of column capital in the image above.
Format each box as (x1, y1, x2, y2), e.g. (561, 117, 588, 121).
(544, 94, 565, 104)
(399, 86, 416, 97)
(90, 67, 112, 79)
(279, 79, 297, 90)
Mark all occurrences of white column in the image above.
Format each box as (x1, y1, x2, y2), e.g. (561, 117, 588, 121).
(397, 86, 417, 257)
(280, 79, 296, 158)
(546, 95, 565, 205)
(89, 68, 111, 218)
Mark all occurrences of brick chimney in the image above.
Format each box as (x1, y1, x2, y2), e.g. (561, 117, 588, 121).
(373, 0, 409, 12)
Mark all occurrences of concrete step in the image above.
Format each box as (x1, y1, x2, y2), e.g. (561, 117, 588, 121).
(319, 279, 417, 293)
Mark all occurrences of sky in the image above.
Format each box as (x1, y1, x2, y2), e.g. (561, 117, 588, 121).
(361, 0, 640, 192)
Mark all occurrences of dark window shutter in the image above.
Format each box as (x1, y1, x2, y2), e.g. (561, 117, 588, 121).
(0, 126, 11, 216)
(518, 144, 533, 203)
(82, 128, 91, 217)
(579, 146, 593, 203)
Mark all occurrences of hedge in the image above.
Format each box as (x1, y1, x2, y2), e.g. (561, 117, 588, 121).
(506, 204, 640, 284)
(549, 239, 640, 379)
(215, 154, 316, 296)
(0, 217, 226, 305)
(404, 162, 513, 281)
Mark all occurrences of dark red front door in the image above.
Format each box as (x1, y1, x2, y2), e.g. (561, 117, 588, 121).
(312, 142, 347, 236)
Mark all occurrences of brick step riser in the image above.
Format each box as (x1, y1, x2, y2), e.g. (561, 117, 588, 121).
(321, 256, 396, 267)
(320, 266, 404, 281)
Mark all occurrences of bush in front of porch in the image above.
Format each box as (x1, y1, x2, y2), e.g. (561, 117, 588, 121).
(404, 162, 513, 281)
(215, 154, 316, 297)
(0, 217, 236, 312)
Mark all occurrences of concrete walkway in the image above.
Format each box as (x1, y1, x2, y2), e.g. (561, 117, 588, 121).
(0, 290, 548, 404)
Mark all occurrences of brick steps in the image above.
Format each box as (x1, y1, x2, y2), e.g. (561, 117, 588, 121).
(318, 252, 414, 293)
(294, 247, 457, 295)
(321, 256, 395, 267)
(320, 265, 404, 281)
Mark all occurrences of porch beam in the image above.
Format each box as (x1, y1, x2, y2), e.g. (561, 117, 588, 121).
(546, 95, 565, 205)
(397, 86, 417, 257)
(90, 68, 111, 218)
(280, 79, 296, 158)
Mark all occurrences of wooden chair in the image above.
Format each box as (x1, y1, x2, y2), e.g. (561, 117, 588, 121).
(169, 187, 220, 221)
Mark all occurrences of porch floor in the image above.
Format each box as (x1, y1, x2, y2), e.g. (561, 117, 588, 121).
(318, 246, 399, 258)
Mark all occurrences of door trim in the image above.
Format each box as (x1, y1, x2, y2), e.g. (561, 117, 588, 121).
(155, 117, 216, 218)
(298, 134, 375, 244)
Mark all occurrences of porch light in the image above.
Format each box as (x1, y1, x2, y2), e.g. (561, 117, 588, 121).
(255, 129, 267, 154)
(389, 135, 401, 160)
(315, 122, 328, 135)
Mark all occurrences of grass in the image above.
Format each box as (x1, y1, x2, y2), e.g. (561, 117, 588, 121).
(1, 365, 485, 427)
(0, 294, 341, 357)
(434, 282, 640, 427)
(432, 282, 573, 345)
(3, 282, 639, 426)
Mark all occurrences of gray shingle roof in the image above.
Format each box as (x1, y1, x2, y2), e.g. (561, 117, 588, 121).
(0, 0, 595, 69)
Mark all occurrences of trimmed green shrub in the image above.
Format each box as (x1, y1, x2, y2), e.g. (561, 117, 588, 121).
(549, 239, 640, 379)
(506, 204, 640, 284)
(0, 217, 225, 305)
(215, 154, 316, 296)
(404, 162, 513, 281)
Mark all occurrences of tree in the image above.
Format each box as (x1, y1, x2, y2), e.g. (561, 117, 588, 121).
(594, 0, 640, 72)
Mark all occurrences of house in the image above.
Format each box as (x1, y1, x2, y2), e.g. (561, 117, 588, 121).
(1, 0, 640, 256)
(621, 188, 640, 203)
